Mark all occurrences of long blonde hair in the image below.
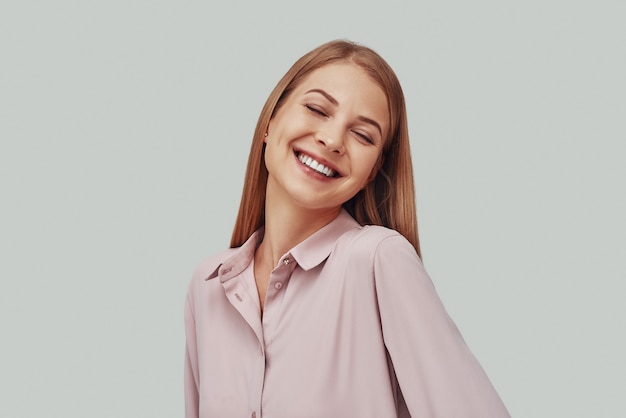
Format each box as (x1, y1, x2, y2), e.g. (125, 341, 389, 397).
(230, 40, 421, 257)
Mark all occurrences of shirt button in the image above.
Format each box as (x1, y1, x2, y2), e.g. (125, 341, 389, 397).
(274, 282, 283, 290)
(283, 257, 290, 265)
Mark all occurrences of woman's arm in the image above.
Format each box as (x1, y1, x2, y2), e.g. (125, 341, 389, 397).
(184, 291, 200, 418)
(374, 234, 510, 417)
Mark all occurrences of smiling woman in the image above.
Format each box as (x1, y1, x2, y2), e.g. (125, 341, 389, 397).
(184, 40, 510, 418)
(262, 63, 388, 229)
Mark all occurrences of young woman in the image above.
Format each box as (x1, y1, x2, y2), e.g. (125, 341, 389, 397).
(184, 40, 510, 418)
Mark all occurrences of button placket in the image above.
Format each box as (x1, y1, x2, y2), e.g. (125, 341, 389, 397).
(271, 257, 296, 293)
(262, 261, 294, 351)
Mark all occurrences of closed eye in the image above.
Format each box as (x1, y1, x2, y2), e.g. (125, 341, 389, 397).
(353, 130, 374, 145)
(305, 104, 328, 117)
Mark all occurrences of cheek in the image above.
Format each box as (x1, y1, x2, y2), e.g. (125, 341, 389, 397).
(364, 151, 383, 173)
(352, 153, 381, 187)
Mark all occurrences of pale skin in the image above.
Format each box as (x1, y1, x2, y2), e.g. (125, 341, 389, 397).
(254, 63, 390, 311)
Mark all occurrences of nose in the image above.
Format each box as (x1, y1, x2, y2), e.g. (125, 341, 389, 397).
(315, 130, 345, 154)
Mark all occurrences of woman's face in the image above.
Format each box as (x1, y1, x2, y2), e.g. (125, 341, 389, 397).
(264, 63, 389, 215)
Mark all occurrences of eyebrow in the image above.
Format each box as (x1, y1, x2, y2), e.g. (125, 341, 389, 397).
(305, 88, 383, 137)
(305, 88, 338, 105)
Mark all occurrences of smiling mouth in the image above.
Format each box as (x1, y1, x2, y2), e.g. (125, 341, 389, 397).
(296, 152, 338, 178)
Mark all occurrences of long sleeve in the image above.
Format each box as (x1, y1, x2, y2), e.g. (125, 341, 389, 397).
(374, 234, 510, 417)
(184, 291, 199, 418)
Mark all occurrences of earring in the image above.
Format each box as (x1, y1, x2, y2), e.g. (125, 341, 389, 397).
(264, 132, 268, 137)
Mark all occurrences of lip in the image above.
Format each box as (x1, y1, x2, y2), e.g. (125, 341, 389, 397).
(293, 148, 343, 178)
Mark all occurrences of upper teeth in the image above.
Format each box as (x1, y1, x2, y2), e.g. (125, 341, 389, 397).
(297, 153, 336, 177)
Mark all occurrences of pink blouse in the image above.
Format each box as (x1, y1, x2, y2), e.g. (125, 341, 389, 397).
(184, 210, 509, 418)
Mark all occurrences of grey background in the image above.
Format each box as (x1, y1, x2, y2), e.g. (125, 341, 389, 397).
(1, 1, 624, 417)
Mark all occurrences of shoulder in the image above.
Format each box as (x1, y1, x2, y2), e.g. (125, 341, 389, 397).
(185, 247, 238, 309)
(336, 224, 417, 256)
(333, 225, 421, 268)
(193, 248, 237, 280)
(188, 248, 237, 288)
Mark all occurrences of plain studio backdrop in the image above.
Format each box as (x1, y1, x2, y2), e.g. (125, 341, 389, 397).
(1, 1, 624, 417)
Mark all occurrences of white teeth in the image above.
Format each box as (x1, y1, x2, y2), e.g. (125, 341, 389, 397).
(297, 153, 336, 177)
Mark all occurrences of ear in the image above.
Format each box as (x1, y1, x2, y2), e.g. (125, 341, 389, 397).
(263, 123, 272, 143)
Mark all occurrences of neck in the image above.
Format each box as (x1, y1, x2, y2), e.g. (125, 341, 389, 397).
(256, 184, 341, 270)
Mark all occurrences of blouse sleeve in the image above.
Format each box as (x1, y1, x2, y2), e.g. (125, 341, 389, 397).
(373, 234, 510, 417)
(184, 289, 200, 418)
